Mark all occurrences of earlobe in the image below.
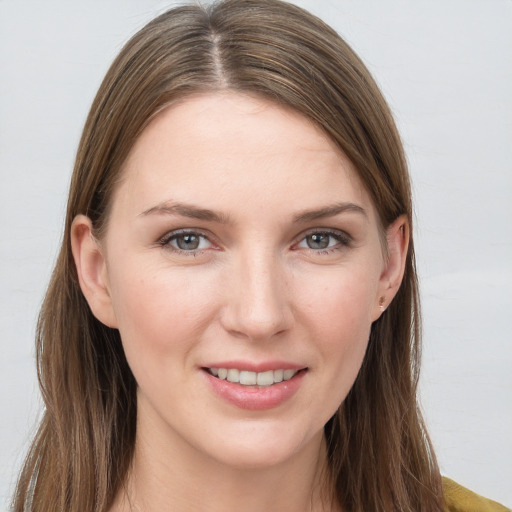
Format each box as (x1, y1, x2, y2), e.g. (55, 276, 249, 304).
(70, 215, 118, 328)
(373, 215, 409, 320)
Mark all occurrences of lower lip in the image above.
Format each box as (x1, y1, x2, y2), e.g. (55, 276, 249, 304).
(203, 369, 306, 411)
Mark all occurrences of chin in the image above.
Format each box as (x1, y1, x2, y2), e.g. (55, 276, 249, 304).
(197, 422, 324, 471)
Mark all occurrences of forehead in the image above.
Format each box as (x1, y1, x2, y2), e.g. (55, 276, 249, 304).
(113, 92, 376, 222)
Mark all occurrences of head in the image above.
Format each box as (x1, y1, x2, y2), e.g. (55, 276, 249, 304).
(16, 1, 441, 511)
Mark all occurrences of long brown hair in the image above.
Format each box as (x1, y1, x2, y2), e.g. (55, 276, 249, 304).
(13, 1, 443, 510)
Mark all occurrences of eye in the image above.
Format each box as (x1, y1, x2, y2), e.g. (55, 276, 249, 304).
(295, 230, 351, 252)
(160, 230, 213, 253)
(302, 233, 334, 250)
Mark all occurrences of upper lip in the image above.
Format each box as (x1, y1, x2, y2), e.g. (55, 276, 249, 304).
(201, 360, 307, 372)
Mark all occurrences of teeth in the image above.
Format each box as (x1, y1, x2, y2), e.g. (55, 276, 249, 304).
(226, 369, 239, 383)
(283, 369, 296, 380)
(239, 370, 257, 385)
(208, 367, 300, 387)
(256, 370, 274, 386)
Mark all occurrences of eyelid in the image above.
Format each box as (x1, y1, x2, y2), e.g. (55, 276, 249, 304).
(156, 227, 352, 255)
(158, 228, 217, 253)
(293, 228, 353, 250)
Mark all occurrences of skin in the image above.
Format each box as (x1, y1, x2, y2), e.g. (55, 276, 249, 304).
(72, 92, 408, 512)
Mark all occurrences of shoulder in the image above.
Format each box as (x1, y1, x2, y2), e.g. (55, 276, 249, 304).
(443, 477, 511, 512)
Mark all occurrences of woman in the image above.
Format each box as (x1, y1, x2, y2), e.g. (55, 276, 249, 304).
(10, 1, 509, 511)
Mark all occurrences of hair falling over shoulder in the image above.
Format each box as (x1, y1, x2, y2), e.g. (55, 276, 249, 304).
(13, 1, 444, 510)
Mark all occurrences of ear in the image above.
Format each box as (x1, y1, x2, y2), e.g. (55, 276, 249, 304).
(70, 215, 118, 328)
(372, 214, 409, 321)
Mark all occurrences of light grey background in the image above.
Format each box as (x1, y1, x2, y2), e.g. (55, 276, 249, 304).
(1, 0, 511, 509)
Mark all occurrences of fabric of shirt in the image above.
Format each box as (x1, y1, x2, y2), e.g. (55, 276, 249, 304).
(443, 477, 511, 512)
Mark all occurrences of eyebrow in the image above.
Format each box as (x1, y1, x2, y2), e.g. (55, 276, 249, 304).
(139, 201, 231, 224)
(292, 202, 367, 223)
(139, 200, 367, 224)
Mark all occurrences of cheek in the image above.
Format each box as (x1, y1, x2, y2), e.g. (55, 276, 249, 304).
(295, 267, 378, 402)
(298, 265, 378, 338)
(107, 261, 220, 363)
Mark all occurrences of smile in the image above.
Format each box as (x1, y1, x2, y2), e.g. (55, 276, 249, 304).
(207, 368, 300, 387)
(203, 364, 308, 410)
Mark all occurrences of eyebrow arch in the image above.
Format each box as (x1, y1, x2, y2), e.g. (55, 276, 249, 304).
(139, 201, 231, 224)
(293, 202, 367, 223)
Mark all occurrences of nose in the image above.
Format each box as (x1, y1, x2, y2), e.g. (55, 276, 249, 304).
(219, 249, 293, 341)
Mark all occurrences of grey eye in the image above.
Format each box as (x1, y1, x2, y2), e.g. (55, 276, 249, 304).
(305, 233, 331, 249)
(174, 234, 201, 250)
(167, 233, 213, 251)
(296, 230, 350, 252)
(161, 230, 214, 253)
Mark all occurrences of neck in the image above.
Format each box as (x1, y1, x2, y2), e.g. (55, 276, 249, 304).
(110, 409, 338, 512)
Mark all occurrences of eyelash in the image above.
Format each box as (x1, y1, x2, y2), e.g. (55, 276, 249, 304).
(295, 229, 352, 254)
(158, 228, 352, 256)
(158, 229, 214, 256)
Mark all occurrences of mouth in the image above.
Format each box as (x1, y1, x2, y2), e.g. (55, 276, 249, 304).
(202, 364, 308, 410)
(204, 367, 307, 388)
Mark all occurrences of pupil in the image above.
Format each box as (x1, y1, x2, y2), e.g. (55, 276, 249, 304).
(177, 234, 199, 250)
(308, 233, 329, 249)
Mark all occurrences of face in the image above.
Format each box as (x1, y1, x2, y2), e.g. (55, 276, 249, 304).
(74, 92, 405, 470)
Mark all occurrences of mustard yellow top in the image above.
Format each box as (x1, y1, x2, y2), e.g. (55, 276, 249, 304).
(443, 477, 511, 512)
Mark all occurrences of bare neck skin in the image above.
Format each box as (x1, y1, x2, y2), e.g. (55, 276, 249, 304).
(110, 400, 338, 512)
